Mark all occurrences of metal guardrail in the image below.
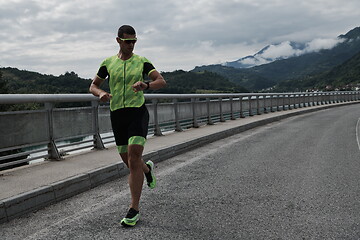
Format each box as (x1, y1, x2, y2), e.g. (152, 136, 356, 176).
(0, 91, 359, 169)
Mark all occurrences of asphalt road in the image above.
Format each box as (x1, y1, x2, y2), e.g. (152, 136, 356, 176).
(1, 104, 360, 240)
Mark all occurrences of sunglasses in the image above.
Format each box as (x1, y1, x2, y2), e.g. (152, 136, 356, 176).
(119, 38, 137, 44)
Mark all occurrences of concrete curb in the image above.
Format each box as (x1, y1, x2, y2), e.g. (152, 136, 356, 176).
(1, 101, 359, 223)
(1, 163, 129, 223)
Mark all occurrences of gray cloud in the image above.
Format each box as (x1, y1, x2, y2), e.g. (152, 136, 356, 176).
(1, 0, 360, 78)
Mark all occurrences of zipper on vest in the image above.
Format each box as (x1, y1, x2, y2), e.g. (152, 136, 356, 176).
(123, 61, 126, 108)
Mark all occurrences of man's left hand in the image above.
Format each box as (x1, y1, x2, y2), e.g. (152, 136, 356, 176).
(132, 81, 147, 92)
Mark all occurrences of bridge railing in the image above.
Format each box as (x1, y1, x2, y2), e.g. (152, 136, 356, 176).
(0, 91, 359, 169)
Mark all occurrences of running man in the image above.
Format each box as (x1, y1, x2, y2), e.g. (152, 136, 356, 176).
(89, 25, 166, 227)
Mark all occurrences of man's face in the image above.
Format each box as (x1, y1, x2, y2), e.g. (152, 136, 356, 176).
(117, 33, 137, 55)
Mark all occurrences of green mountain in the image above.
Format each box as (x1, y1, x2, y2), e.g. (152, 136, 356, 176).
(192, 64, 275, 91)
(0, 67, 248, 96)
(151, 70, 248, 94)
(193, 27, 360, 91)
(0, 67, 93, 94)
(275, 50, 360, 91)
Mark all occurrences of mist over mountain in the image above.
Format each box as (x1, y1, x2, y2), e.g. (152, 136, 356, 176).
(224, 39, 342, 69)
(193, 27, 360, 91)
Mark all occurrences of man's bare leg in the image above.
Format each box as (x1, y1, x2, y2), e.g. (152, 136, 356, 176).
(125, 144, 147, 211)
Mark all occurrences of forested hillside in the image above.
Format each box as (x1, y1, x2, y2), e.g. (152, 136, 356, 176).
(153, 70, 248, 94)
(275, 51, 360, 91)
(0, 67, 248, 95)
(1, 68, 92, 94)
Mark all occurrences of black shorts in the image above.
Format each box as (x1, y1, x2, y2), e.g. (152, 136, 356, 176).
(110, 104, 149, 152)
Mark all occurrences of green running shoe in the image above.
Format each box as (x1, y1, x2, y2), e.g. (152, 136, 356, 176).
(120, 208, 140, 227)
(145, 160, 156, 189)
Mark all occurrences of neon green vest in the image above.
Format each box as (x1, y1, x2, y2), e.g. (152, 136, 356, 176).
(97, 54, 155, 111)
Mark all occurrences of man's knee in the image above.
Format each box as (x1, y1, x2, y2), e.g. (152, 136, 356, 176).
(127, 144, 144, 169)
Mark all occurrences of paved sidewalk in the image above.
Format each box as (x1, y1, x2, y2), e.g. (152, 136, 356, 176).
(1, 101, 359, 223)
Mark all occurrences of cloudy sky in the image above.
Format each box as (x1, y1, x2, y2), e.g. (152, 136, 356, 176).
(1, 0, 359, 79)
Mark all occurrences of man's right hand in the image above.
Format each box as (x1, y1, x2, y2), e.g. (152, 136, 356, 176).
(99, 91, 112, 102)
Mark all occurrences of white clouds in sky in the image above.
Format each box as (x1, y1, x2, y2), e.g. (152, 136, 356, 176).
(0, 0, 359, 78)
(239, 37, 344, 66)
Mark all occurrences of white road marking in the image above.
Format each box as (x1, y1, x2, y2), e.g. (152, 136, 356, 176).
(356, 118, 360, 152)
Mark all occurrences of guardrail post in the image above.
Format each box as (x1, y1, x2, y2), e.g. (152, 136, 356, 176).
(256, 96, 261, 115)
(263, 96, 268, 113)
(293, 94, 298, 109)
(303, 93, 306, 107)
(276, 94, 281, 111)
(298, 94, 303, 108)
(321, 93, 325, 105)
(206, 98, 214, 125)
(91, 100, 105, 150)
(297, 93, 300, 108)
(288, 94, 292, 110)
(173, 99, 183, 132)
(282, 94, 286, 110)
(321, 93, 324, 104)
(239, 96, 245, 118)
(319, 93, 324, 105)
(230, 97, 236, 120)
(311, 93, 315, 106)
(44, 102, 61, 160)
(316, 93, 320, 105)
(306, 93, 310, 107)
(326, 93, 329, 104)
(300, 93, 303, 107)
(152, 99, 163, 136)
(313, 93, 316, 105)
(192, 98, 199, 128)
(219, 97, 225, 122)
(248, 96, 254, 116)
